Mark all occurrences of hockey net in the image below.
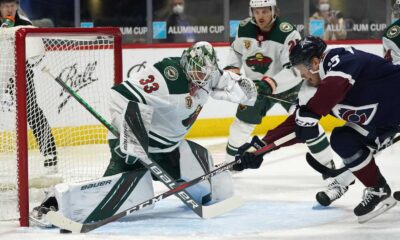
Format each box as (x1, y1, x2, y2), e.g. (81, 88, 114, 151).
(0, 27, 122, 226)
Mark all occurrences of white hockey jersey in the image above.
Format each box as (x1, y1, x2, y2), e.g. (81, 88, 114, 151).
(383, 19, 400, 65)
(111, 57, 255, 153)
(226, 17, 302, 94)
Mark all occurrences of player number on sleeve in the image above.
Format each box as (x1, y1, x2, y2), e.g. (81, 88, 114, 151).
(139, 75, 159, 93)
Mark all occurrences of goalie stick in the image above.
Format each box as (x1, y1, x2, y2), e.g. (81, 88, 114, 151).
(306, 135, 400, 178)
(45, 132, 296, 233)
(41, 67, 243, 220)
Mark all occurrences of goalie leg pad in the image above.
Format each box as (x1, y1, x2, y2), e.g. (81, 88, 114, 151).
(179, 140, 234, 204)
(55, 170, 154, 223)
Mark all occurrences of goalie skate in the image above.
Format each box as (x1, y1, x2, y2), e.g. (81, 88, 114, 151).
(29, 191, 59, 228)
(30, 201, 57, 228)
(29, 214, 54, 228)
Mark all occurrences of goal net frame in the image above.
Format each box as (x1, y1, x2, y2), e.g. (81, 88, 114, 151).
(11, 27, 122, 227)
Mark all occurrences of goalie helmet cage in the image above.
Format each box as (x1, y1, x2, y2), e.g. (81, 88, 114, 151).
(0, 27, 122, 227)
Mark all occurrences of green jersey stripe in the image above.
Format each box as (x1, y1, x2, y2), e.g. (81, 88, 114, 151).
(149, 136, 178, 150)
(112, 84, 140, 103)
(124, 82, 147, 104)
(149, 131, 178, 145)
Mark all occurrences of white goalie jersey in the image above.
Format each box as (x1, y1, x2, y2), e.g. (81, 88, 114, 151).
(109, 57, 256, 153)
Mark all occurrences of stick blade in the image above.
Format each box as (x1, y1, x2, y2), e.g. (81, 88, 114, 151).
(305, 152, 347, 178)
(45, 211, 83, 234)
(201, 196, 244, 219)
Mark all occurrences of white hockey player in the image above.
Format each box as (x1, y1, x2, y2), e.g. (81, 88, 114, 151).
(224, 0, 350, 205)
(382, 0, 400, 201)
(224, 0, 303, 163)
(383, 0, 400, 65)
(31, 41, 257, 224)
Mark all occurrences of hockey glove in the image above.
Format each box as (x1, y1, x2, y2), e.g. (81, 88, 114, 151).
(294, 106, 321, 143)
(254, 76, 277, 97)
(232, 136, 265, 171)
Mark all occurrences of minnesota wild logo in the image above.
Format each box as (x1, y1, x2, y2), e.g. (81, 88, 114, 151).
(279, 22, 293, 33)
(245, 53, 273, 74)
(164, 66, 179, 81)
(387, 25, 400, 38)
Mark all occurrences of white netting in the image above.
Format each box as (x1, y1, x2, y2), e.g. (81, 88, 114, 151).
(0, 26, 119, 222)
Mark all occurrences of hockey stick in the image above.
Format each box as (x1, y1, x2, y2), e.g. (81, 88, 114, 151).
(42, 67, 242, 219)
(253, 133, 296, 156)
(45, 132, 295, 233)
(261, 95, 294, 105)
(306, 135, 400, 178)
(121, 102, 243, 219)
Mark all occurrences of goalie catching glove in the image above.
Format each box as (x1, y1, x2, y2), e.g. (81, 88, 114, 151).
(232, 136, 266, 171)
(211, 71, 257, 106)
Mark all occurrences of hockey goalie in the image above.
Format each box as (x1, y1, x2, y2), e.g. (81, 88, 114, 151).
(31, 41, 259, 226)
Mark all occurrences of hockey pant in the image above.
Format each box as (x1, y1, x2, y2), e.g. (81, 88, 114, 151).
(330, 122, 399, 187)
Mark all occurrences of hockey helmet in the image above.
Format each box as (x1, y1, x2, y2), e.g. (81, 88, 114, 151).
(289, 36, 327, 67)
(181, 41, 218, 87)
(249, 0, 277, 18)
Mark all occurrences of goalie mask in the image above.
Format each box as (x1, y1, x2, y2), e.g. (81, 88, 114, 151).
(180, 41, 218, 88)
(249, 0, 277, 22)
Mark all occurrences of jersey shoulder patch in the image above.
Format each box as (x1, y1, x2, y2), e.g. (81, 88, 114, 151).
(385, 19, 400, 40)
(154, 57, 190, 94)
(269, 18, 297, 44)
(237, 18, 258, 39)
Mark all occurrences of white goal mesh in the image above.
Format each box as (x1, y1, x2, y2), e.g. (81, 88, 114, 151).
(0, 27, 122, 225)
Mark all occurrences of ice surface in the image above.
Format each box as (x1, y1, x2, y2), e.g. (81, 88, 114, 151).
(1, 137, 399, 240)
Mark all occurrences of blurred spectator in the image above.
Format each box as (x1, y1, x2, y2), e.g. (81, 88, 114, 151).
(156, 0, 195, 43)
(310, 0, 347, 40)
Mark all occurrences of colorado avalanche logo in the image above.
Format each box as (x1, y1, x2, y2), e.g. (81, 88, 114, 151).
(332, 104, 378, 125)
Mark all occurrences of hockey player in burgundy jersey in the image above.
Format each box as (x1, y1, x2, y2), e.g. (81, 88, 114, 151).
(234, 36, 399, 223)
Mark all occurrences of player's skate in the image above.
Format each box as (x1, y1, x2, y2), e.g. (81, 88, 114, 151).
(354, 183, 397, 223)
(316, 179, 353, 206)
(30, 192, 58, 228)
(394, 191, 400, 201)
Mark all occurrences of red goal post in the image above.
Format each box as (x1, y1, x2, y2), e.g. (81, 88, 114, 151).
(0, 27, 122, 227)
